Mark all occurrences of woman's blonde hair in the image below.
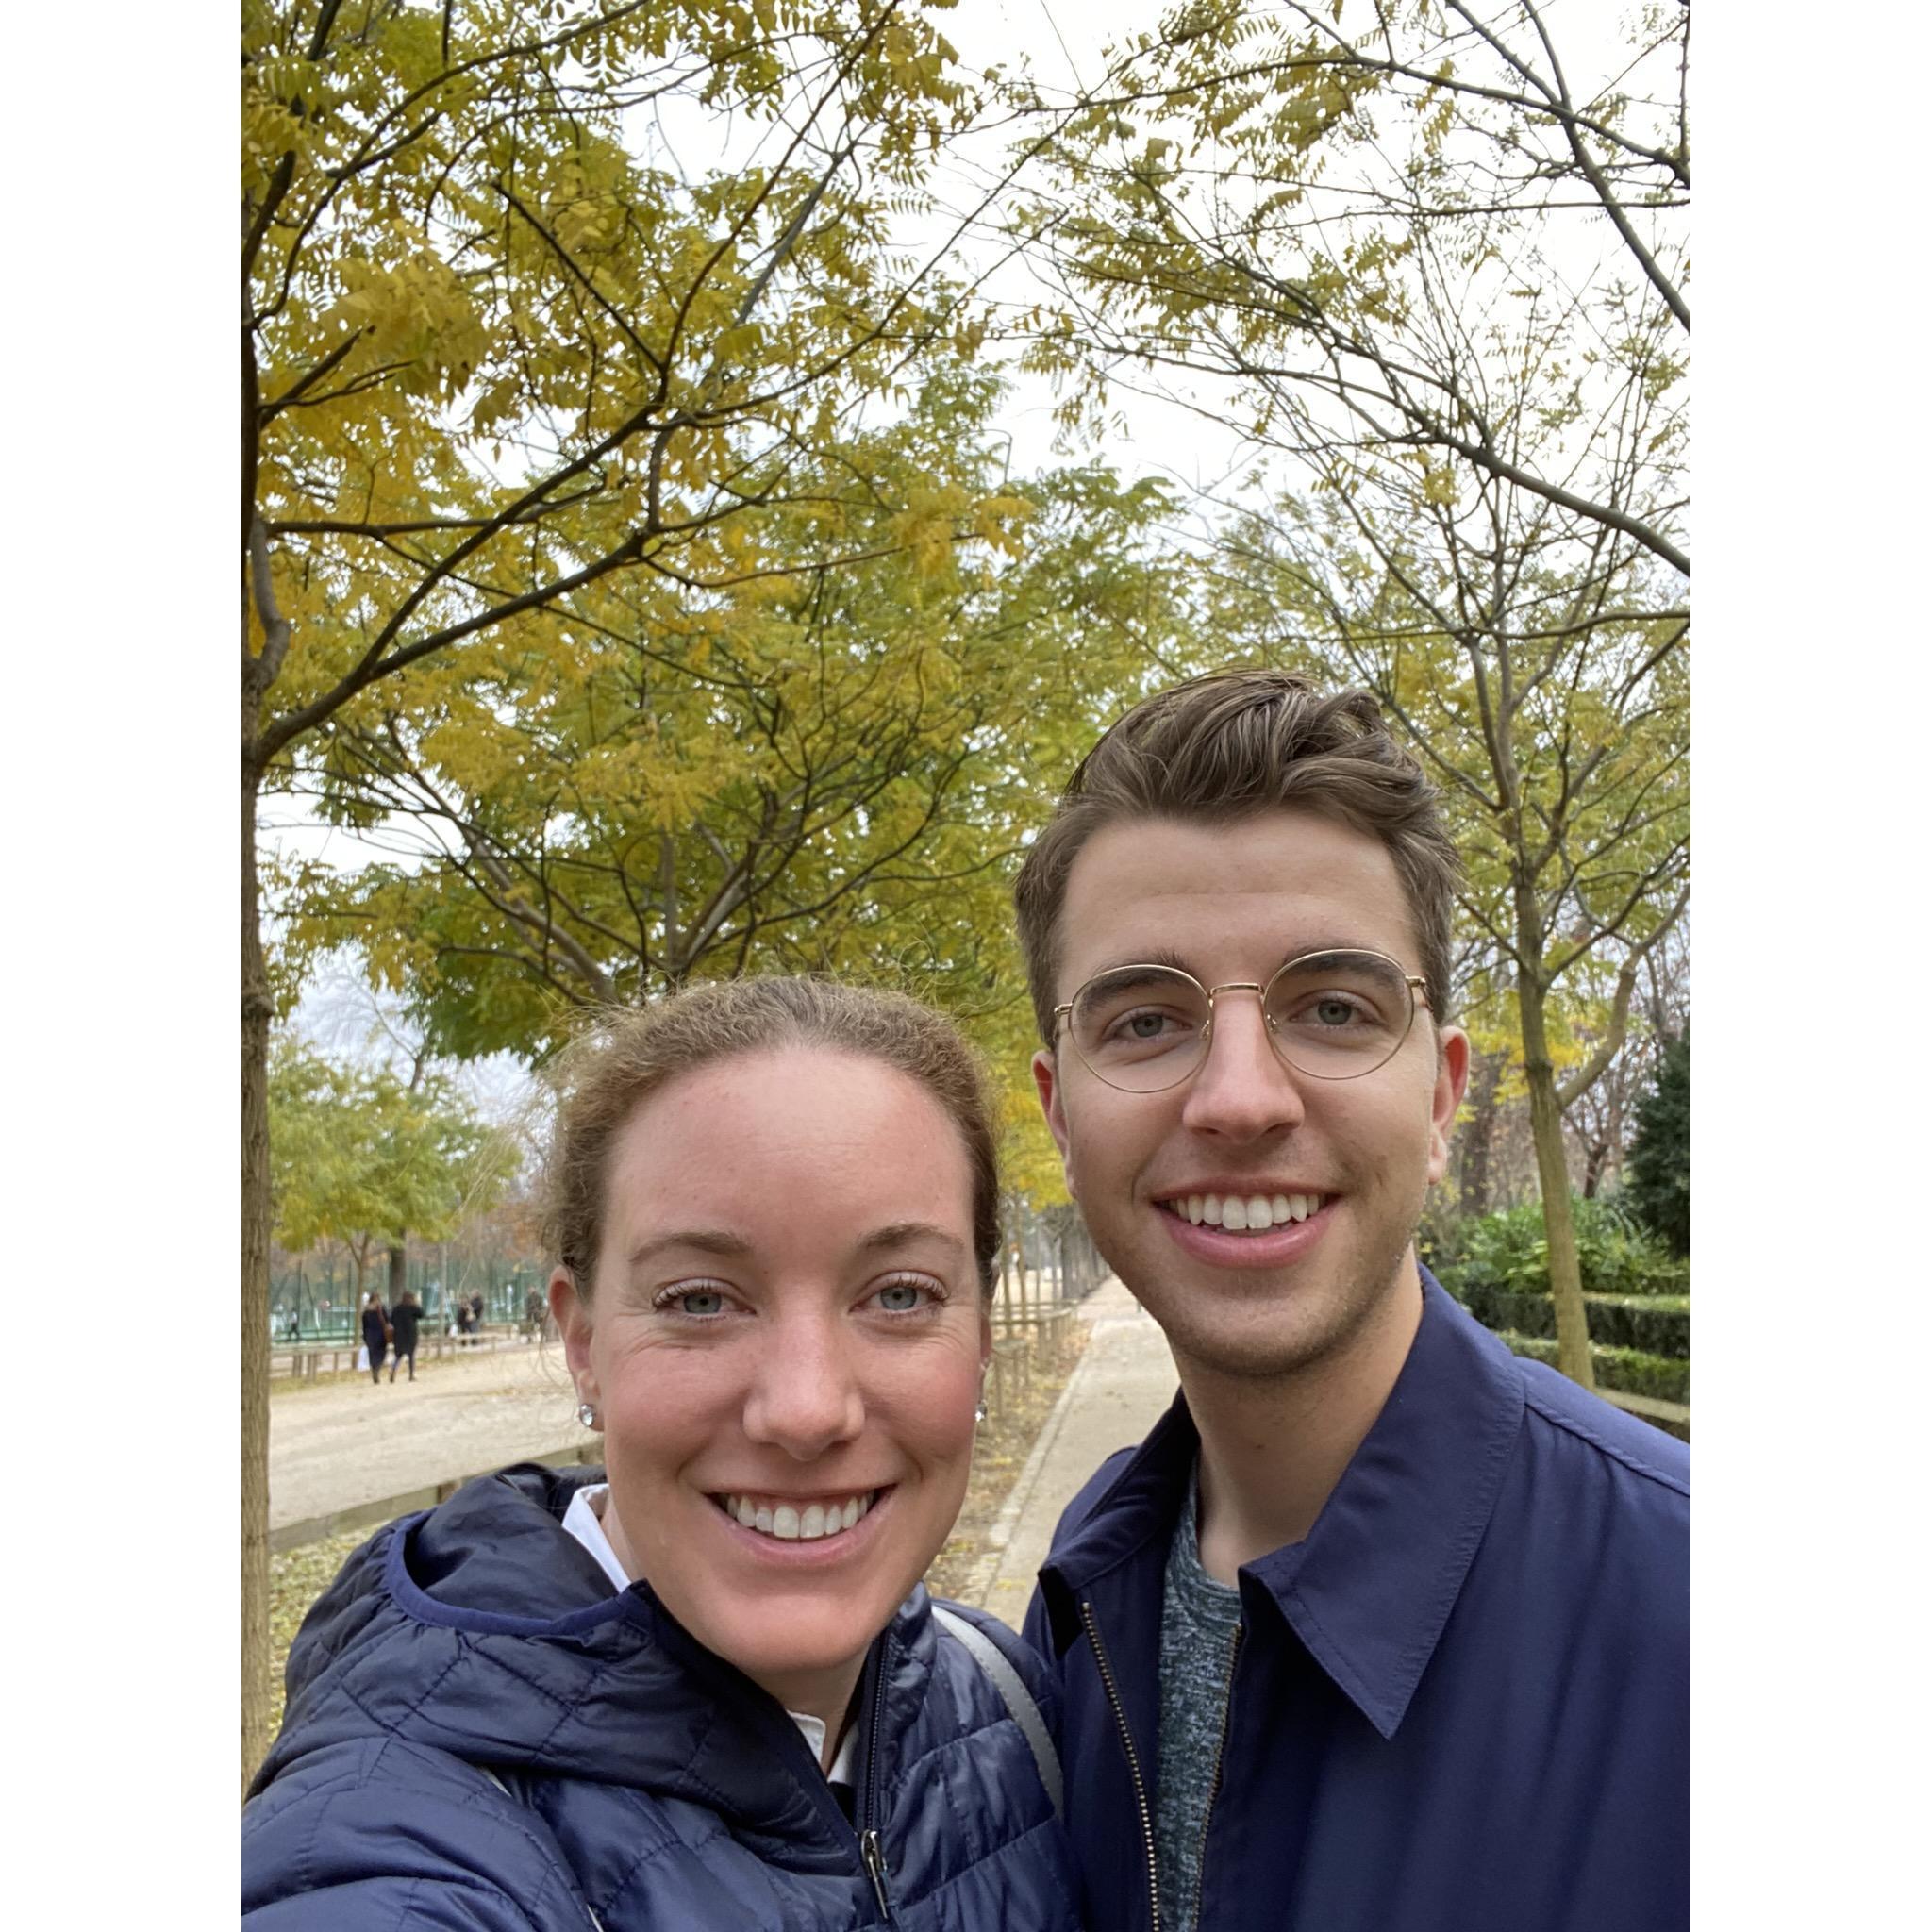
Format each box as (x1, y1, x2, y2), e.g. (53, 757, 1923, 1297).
(541, 977, 1001, 1299)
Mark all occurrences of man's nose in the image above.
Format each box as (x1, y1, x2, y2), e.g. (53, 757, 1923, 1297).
(1179, 990, 1308, 1140)
(741, 1311, 866, 1459)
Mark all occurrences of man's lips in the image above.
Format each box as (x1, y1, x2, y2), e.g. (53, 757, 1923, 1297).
(1154, 1186, 1332, 1231)
(1155, 1191, 1339, 1265)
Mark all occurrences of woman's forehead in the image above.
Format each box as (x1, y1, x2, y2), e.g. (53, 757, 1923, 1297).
(602, 1048, 974, 1236)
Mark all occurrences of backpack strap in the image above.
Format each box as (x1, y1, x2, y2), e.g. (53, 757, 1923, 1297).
(930, 1604, 1064, 1820)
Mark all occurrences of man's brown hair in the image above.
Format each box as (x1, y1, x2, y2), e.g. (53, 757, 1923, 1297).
(1013, 669, 1462, 1041)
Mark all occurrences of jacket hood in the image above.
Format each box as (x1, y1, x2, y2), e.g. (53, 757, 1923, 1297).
(258, 1463, 899, 1838)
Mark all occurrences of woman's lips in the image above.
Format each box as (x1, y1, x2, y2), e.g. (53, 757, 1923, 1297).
(704, 1484, 897, 1562)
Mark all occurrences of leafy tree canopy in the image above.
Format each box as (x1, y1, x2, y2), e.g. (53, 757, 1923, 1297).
(269, 1041, 511, 1270)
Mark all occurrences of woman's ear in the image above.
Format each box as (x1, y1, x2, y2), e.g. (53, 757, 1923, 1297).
(549, 1268, 594, 1402)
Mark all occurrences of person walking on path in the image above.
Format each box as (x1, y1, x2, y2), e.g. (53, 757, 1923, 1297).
(388, 1289, 421, 1383)
(359, 1291, 391, 1387)
(1012, 671, 1689, 1932)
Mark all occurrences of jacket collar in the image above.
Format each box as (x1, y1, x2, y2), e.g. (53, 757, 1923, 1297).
(267, 1462, 906, 1839)
(1042, 1272, 1524, 1740)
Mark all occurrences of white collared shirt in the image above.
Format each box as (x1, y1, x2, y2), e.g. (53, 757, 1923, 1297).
(561, 1483, 858, 1785)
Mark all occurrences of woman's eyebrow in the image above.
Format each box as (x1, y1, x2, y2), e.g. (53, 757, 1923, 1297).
(625, 1228, 751, 1269)
(857, 1222, 968, 1258)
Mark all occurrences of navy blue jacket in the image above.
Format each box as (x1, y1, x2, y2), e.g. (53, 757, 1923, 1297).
(245, 1465, 1082, 1931)
(1024, 1274, 1689, 1932)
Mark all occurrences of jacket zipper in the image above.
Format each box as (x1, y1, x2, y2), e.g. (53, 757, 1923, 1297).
(1188, 1624, 1243, 1932)
(859, 1630, 897, 1926)
(1080, 1598, 1161, 1932)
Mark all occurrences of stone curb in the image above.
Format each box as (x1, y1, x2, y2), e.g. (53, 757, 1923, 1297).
(270, 1441, 600, 1553)
(958, 1318, 1109, 1608)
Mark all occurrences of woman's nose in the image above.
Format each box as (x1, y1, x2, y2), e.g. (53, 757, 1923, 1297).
(741, 1315, 865, 1459)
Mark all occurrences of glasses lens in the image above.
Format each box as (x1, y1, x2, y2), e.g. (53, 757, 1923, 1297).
(1068, 965, 1208, 1091)
(1264, 951, 1417, 1077)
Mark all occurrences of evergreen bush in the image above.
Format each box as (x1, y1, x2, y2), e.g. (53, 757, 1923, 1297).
(1625, 1027, 1690, 1257)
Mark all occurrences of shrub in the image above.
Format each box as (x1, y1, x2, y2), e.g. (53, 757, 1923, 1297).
(1446, 1194, 1689, 1301)
(1499, 1332, 1690, 1407)
(1625, 1027, 1690, 1257)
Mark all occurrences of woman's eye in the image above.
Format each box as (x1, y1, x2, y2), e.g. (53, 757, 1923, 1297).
(655, 1286, 728, 1317)
(873, 1276, 935, 1313)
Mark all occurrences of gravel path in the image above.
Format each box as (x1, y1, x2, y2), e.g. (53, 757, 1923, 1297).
(269, 1339, 591, 1530)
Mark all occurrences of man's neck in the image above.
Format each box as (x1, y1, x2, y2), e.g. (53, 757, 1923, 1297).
(1181, 1259, 1425, 1585)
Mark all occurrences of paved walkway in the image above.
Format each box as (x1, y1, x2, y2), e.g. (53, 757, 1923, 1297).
(966, 1276, 1177, 1631)
(269, 1338, 592, 1540)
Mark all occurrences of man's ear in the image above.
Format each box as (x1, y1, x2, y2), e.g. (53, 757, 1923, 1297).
(1426, 1026, 1472, 1186)
(549, 1268, 595, 1401)
(1032, 1047, 1076, 1200)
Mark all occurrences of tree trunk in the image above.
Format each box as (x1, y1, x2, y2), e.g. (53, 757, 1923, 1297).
(1518, 974, 1595, 1390)
(1458, 1049, 1502, 1217)
(1582, 1140, 1609, 1199)
(388, 1241, 408, 1301)
(242, 766, 275, 1794)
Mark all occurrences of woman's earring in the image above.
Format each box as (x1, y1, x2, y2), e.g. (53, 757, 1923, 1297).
(576, 1399, 598, 1431)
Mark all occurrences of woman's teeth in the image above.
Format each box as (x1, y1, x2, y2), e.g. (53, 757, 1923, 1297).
(1168, 1191, 1324, 1231)
(718, 1491, 876, 1541)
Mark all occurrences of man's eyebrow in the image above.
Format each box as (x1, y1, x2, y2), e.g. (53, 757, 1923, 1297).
(1084, 940, 1393, 982)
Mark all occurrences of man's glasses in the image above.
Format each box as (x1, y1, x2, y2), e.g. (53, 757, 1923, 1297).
(1051, 949, 1429, 1094)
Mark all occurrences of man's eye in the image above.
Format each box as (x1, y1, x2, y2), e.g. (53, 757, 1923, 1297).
(1107, 1007, 1183, 1041)
(1311, 996, 1362, 1027)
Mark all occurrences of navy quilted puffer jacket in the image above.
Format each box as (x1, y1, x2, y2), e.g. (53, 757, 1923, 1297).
(243, 1464, 1082, 1931)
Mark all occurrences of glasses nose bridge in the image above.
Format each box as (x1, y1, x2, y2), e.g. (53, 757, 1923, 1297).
(1200, 978, 1273, 1041)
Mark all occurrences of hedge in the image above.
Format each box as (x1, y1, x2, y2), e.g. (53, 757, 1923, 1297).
(1497, 1332, 1690, 1407)
(1455, 1280, 1690, 1359)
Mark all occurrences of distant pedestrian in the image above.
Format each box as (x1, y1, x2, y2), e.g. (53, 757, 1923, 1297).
(469, 1291, 485, 1341)
(360, 1291, 391, 1386)
(389, 1290, 421, 1383)
(523, 1286, 545, 1343)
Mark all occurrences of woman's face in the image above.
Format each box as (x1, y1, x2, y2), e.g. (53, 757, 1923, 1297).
(555, 1046, 991, 1722)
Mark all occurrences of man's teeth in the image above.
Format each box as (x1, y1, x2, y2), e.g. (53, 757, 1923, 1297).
(1172, 1191, 1324, 1230)
(719, 1491, 876, 1541)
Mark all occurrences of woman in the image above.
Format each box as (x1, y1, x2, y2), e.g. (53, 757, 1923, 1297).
(243, 978, 1081, 1931)
(389, 1287, 421, 1382)
(359, 1290, 390, 1386)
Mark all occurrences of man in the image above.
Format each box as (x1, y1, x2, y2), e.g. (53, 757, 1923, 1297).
(1015, 671, 1688, 1932)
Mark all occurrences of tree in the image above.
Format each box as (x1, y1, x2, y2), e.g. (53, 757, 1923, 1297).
(243, 0, 1009, 1782)
(269, 1042, 508, 1300)
(278, 396, 1190, 1064)
(1008, 0, 1689, 571)
(1624, 1023, 1689, 1257)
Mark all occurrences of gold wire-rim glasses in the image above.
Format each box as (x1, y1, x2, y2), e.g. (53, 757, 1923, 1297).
(1051, 948, 1431, 1094)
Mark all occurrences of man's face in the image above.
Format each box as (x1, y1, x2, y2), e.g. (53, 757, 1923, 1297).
(1033, 810, 1468, 1381)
